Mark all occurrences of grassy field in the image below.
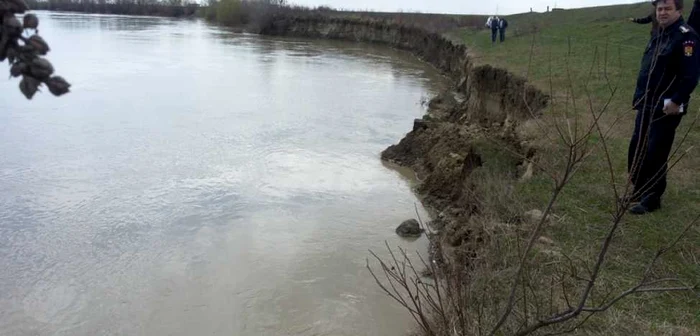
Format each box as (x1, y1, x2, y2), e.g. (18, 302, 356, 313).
(452, 2, 699, 334)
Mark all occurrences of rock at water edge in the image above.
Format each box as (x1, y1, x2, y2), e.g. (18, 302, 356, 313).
(396, 219, 424, 238)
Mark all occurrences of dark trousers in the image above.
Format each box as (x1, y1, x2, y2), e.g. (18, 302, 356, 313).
(491, 28, 498, 43)
(627, 109, 682, 206)
(499, 28, 506, 42)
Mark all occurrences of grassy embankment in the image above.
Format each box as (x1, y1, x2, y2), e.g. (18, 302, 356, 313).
(449, 3, 699, 334)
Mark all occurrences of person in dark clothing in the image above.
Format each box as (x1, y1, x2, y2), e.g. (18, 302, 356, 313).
(487, 16, 500, 44)
(628, 0, 700, 214)
(630, 12, 659, 33)
(499, 18, 509, 42)
(631, 14, 654, 24)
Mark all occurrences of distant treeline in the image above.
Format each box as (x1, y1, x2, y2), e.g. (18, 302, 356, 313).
(202, 0, 485, 33)
(25, 0, 486, 32)
(26, 0, 200, 17)
(201, 0, 284, 27)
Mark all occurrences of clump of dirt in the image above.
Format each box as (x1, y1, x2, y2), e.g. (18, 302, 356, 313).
(382, 118, 481, 213)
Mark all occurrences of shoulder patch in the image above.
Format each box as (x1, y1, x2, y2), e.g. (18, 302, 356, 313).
(684, 40, 695, 56)
(681, 25, 691, 33)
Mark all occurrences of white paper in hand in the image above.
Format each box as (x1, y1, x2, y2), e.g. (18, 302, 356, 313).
(664, 98, 684, 113)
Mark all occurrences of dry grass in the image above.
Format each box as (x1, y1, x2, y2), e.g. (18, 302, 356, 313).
(452, 3, 700, 334)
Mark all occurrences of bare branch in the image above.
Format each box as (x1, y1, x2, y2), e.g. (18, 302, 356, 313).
(581, 285, 697, 313)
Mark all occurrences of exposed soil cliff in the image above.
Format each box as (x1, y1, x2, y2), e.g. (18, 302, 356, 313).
(259, 14, 468, 78)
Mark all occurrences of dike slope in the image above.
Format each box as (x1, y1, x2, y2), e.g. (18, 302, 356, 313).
(260, 14, 549, 262)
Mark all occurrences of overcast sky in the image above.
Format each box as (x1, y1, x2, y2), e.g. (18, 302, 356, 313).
(288, 0, 643, 15)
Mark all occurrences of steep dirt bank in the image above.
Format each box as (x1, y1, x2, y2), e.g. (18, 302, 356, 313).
(381, 67, 548, 268)
(260, 14, 549, 264)
(259, 14, 468, 78)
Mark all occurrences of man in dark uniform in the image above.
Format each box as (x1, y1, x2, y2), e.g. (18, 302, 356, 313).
(499, 17, 509, 42)
(629, 0, 700, 214)
(489, 16, 500, 44)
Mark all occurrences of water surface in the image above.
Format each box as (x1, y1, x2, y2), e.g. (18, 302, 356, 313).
(0, 12, 446, 335)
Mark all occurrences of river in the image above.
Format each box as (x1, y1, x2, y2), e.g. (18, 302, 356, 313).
(0, 12, 446, 336)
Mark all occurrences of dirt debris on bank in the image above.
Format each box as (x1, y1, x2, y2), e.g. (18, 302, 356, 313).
(382, 59, 548, 263)
(384, 89, 544, 261)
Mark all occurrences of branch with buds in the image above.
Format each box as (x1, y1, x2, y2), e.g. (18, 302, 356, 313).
(1, 0, 70, 99)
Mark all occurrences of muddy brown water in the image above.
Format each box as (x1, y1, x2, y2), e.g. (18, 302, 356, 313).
(0, 12, 448, 335)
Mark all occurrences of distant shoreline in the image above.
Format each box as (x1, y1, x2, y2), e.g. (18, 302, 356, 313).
(26, 1, 199, 18)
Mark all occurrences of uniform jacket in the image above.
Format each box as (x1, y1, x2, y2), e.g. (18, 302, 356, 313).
(633, 18, 700, 114)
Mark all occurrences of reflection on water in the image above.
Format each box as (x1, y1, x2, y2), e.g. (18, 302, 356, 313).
(0, 12, 447, 336)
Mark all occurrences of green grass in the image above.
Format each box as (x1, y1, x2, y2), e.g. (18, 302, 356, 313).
(454, 2, 699, 334)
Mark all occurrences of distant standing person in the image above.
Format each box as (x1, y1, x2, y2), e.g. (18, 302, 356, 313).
(485, 15, 494, 29)
(629, 11, 658, 33)
(499, 17, 509, 42)
(485, 16, 500, 44)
